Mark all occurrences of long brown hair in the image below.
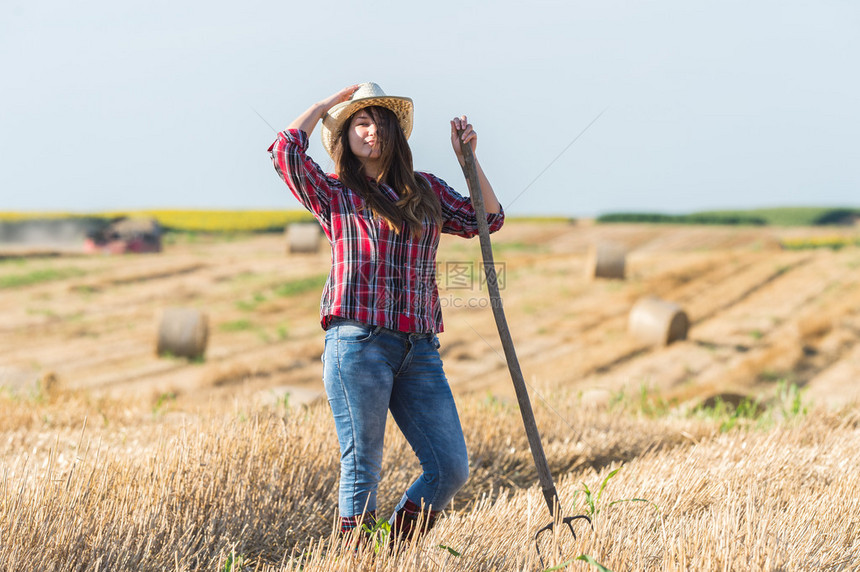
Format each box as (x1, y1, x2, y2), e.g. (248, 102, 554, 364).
(333, 105, 442, 238)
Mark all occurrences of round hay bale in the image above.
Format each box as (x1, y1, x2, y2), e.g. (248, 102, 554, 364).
(286, 223, 322, 254)
(156, 308, 209, 359)
(585, 241, 626, 280)
(628, 296, 689, 346)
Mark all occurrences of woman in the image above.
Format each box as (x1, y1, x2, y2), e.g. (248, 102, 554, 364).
(268, 82, 504, 541)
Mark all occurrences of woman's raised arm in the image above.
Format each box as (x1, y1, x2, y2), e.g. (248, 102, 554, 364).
(287, 85, 359, 135)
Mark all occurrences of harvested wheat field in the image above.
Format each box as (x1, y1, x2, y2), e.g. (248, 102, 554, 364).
(1, 221, 859, 570)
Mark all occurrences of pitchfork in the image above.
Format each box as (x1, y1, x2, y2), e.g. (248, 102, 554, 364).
(454, 127, 592, 567)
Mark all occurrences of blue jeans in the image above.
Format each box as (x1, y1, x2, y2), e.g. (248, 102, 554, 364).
(322, 318, 469, 518)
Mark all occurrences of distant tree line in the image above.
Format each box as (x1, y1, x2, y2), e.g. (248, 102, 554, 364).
(812, 208, 860, 226)
(597, 207, 860, 226)
(596, 212, 768, 225)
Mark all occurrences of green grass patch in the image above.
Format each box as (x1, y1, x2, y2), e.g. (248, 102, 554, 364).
(574, 554, 613, 571)
(608, 381, 808, 432)
(0, 267, 86, 289)
(692, 380, 807, 432)
(694, 395, 764, 433)
(235, 292, 268, 312)
(274, 273, 328, 297)
(0, 258, 28, 267)
(152, 391, 177, 416)
(219, 319, 254, 333)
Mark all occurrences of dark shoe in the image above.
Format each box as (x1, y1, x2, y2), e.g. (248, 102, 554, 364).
(339, 510, 377, 551)
(390, 499, 439, 542)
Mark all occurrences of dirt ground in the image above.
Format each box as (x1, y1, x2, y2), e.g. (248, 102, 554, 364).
(2, 221, 859, 413)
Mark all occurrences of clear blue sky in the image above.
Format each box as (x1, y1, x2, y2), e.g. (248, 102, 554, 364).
(2, 0, 858, 217)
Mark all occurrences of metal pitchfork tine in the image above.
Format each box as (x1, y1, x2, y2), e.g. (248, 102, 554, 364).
(454, 127, 592, 567)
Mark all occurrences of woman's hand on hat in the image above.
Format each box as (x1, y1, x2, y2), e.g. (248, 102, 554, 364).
(288, 85, 359, 137)
(450, 115, 477, 165)
(318, 85, 360, 116)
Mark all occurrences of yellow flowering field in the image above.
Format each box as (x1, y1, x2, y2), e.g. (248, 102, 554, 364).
(0, 210, 314, 233)
(780, 235, 860, 250)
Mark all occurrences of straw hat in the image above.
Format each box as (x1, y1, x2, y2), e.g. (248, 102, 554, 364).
(320, 82, 413, 158)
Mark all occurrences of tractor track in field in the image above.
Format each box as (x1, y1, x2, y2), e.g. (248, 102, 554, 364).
(449, 250, 800, 389)
(688, 255, 815, 325)
(446, 243, 859, 404)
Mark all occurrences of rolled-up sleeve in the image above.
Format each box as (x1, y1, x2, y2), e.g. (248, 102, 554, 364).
(421, 172, 505, 238)
(268, 129, 337, 222)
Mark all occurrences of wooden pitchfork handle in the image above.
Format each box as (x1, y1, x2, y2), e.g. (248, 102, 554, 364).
(454, 128, 561, 514)
(454, 128, 591, 563)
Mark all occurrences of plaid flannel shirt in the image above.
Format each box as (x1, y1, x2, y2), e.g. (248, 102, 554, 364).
(268, 129, 505, 333)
